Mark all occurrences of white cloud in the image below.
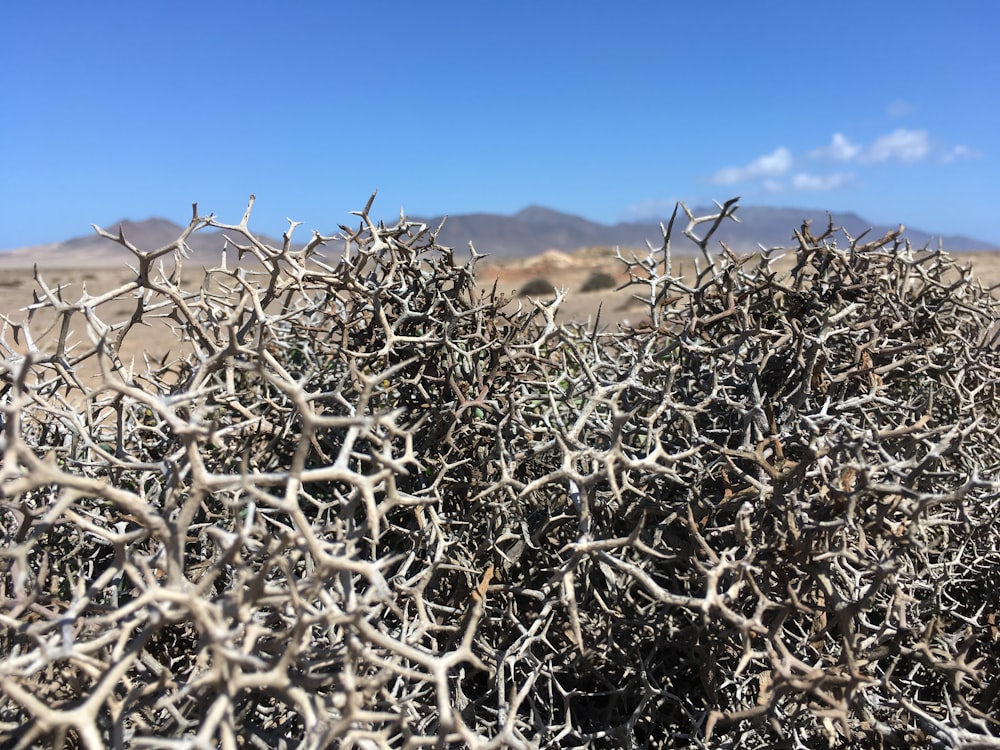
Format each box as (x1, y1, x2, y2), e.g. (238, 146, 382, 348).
(864, 128, 930, 163)
(887, 99, 914, 118)
(942, 144, 983, 163)
(791, 172, 854, 191)
(704, 129, 970, 200)
(622, 198, 681, 221)
(810, 133, 862, 162)
(710, 147, 793, 184)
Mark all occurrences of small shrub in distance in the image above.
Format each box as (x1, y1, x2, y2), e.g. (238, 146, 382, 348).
(1, 195, 999, 748)
(579, 268, 617, 292)
(517, 275, 556, 297)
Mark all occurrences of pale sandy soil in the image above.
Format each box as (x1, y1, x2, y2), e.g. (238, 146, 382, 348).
(477, 247, 1000, 328)
(1, 247, 998, 367)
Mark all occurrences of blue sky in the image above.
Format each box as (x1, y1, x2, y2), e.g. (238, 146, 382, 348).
(2, 1, 998, 249)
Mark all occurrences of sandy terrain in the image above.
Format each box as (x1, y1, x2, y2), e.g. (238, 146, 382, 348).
(1, 246, 998, 369)
(477, 247, 1000, 327)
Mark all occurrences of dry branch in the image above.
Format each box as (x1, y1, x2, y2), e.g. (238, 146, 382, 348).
(2, 196, 999, 748)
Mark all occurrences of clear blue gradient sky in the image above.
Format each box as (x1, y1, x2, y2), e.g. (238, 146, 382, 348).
(2, 1, 998, 249)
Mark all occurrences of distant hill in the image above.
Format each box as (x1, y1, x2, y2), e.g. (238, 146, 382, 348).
(0, 219, 289, 269)
(1, 205, 995, 268)
(408, 204, 998, 258)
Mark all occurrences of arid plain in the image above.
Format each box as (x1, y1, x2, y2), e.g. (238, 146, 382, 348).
(2, 244, 999, 369)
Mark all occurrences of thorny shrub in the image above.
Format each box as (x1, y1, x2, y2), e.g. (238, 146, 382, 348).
(579, 270, 618, 293)
(516, 277, 557, 298)
(1, 195, 999, 749)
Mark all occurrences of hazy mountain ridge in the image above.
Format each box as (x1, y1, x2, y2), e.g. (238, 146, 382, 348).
(1, 205, 995, 268)
(0, 220, 290, 268)
(409, 204, 997, 257)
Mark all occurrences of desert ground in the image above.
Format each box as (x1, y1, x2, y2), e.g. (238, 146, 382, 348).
(1, 245, 999, 370)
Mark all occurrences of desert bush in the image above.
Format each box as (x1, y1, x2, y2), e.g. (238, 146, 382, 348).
(579, 269, 617, 293)
(517, 276, 556, 297)
(1, 195, 999, 748)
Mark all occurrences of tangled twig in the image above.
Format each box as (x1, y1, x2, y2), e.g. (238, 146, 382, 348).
(2, 195, 999, 748)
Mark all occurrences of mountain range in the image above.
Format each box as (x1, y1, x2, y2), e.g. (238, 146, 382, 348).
(411, 204, 997, 257)
(0, 205, 995, 268)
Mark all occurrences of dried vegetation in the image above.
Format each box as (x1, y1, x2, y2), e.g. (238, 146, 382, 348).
(2, 195, 1000, 748)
